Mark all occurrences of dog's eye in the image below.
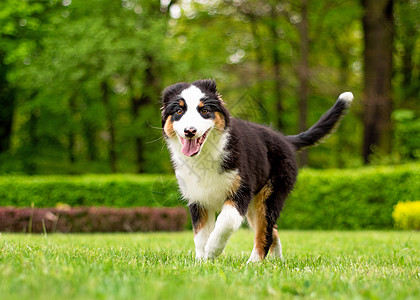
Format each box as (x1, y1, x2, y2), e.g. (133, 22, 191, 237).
(201, 109, 209, 115)
(176, 108, 183, 115)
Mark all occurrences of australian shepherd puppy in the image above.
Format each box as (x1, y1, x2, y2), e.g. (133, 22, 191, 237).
(161, 79, 353, 262)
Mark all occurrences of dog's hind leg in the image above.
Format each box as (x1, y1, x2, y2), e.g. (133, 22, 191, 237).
(246, 182, 275, 263)
(269, 226, 283, 259)
(204, 201, 244, 260)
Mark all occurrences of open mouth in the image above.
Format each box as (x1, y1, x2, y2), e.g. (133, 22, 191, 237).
(179, 129, 210, 157)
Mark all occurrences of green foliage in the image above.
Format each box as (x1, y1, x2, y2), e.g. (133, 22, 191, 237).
(392, 201, 420, 230)
(0, 231, 419, 300)
(393, 109, 420, 160)
(1, 164, 419, 229)
(281, 163, 420, 229)
(0, 0, 419, 173)
(0, 174, 183, 208)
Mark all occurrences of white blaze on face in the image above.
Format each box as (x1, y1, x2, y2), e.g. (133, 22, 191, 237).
(172, 85, 214, 157)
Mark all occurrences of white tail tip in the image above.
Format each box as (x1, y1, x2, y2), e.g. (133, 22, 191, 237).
(339, 92, 354, 103)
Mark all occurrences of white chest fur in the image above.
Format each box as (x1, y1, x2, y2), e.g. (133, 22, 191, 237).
(167, 131, 237, 212)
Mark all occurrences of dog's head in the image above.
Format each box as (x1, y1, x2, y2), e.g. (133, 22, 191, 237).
(161, 79, 230, 157)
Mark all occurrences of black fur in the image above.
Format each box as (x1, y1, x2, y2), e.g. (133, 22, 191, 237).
(222, 118, 298, 218)
(161, 82, 191, 127)
(161, 79, 230, 130)
(285, 96, 351, 150)
(162, 79, 352, 260)
(188, 202, 205, 232)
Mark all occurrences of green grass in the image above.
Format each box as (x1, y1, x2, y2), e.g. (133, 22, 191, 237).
(0, 230, 419, 300)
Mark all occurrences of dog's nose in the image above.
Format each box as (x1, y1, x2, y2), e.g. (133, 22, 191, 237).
(184, 127, 197, 138)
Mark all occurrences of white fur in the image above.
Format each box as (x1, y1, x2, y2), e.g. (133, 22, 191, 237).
(173, 85, 213, 139)
(339, 92, 354, 104)
(270, 237, 283, 259)
(194, 210, 215, 260)
(165, 84, 244, 260)
(167, 129, 237, 212)
(247, 245, 263, 263)
(247, 236, 282, 263)
(204, 204, 243, 259)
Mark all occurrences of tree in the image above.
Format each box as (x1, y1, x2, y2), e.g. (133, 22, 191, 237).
(361, 0, 394, 163)
(0, 0, 44, 154)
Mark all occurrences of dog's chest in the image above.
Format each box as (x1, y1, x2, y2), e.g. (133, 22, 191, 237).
(174, 157, 238, 212)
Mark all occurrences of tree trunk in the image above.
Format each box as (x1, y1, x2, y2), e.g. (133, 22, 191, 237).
(68, 96, 76, 164)
(0, 58, 14, 153)
(101, 81, 117, 173)
(362, 0, 394, 163)
(83, 120, 97, 162)
(131, 93, 146, 174)
(130, 55, 156, 173)
(296, 0, 310, 167)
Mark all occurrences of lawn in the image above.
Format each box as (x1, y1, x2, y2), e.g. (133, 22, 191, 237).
(0, 230, 419, 300)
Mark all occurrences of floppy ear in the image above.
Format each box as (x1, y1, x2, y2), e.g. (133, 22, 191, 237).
(192, 79, 218, 95)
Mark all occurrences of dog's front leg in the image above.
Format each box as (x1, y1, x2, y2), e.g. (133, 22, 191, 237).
(204, 201, 244, 259)
(189, 203, 215, 260)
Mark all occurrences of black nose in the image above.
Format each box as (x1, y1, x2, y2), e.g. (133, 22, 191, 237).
(184, 127, 197, 138)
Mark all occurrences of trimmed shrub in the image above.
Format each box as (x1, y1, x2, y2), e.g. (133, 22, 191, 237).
(0, 207, 188, 233)
(392, 201, 420, 230)
(0, 174, 182, 208)
(0, 163, 419, 229)
(280, 164, 420, 229)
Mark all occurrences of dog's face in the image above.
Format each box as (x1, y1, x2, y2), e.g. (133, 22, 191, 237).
(161, 79, 230, 157)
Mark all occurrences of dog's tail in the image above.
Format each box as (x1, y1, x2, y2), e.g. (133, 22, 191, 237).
(285, 92, 353, 151)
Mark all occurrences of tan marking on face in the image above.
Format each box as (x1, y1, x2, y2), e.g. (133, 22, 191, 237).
(193, 208, 208, 235)
(179, 99, 185, 107)
(214, 111, 225, 132)
(163, 115, 176, 138)
(198, 101, 204, 108)
(250, 181, 273, 260)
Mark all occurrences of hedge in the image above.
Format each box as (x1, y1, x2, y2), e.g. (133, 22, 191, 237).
(0, 207, 188, 233)
(280, 163, 420, 229)
(0, 174, 182, 208)
(1, 163, 419, 229)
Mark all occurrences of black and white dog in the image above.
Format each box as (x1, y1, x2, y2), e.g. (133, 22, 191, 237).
(161, 79, 353, 262)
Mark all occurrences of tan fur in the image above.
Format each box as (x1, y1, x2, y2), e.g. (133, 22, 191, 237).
(214, 111, 225, 132)
(224, 199, 236, 207)
(193, 208, 208, 235)
(269, 226, 280, 253)
(163, 116, 176, 138)
(228, 174, 241, 197)
(246, 181, 273, 260)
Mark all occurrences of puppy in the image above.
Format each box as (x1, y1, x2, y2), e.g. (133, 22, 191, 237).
(161, 79, 353, 262)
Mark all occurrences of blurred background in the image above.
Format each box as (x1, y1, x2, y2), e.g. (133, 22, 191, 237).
(0, 0, 419, 175)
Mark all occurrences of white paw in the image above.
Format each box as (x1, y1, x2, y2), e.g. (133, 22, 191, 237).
(195, 253, 207, 261)
(246, 256, 263, 264)
(247, 248, 263, 263)
(204, 244, 223, 260)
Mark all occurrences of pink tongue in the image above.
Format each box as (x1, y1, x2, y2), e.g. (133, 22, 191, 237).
(181, 138, 200, 156)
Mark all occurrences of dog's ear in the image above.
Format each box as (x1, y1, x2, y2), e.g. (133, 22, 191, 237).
(161, 82, 190, 108)
(192, 79, 218, 95)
